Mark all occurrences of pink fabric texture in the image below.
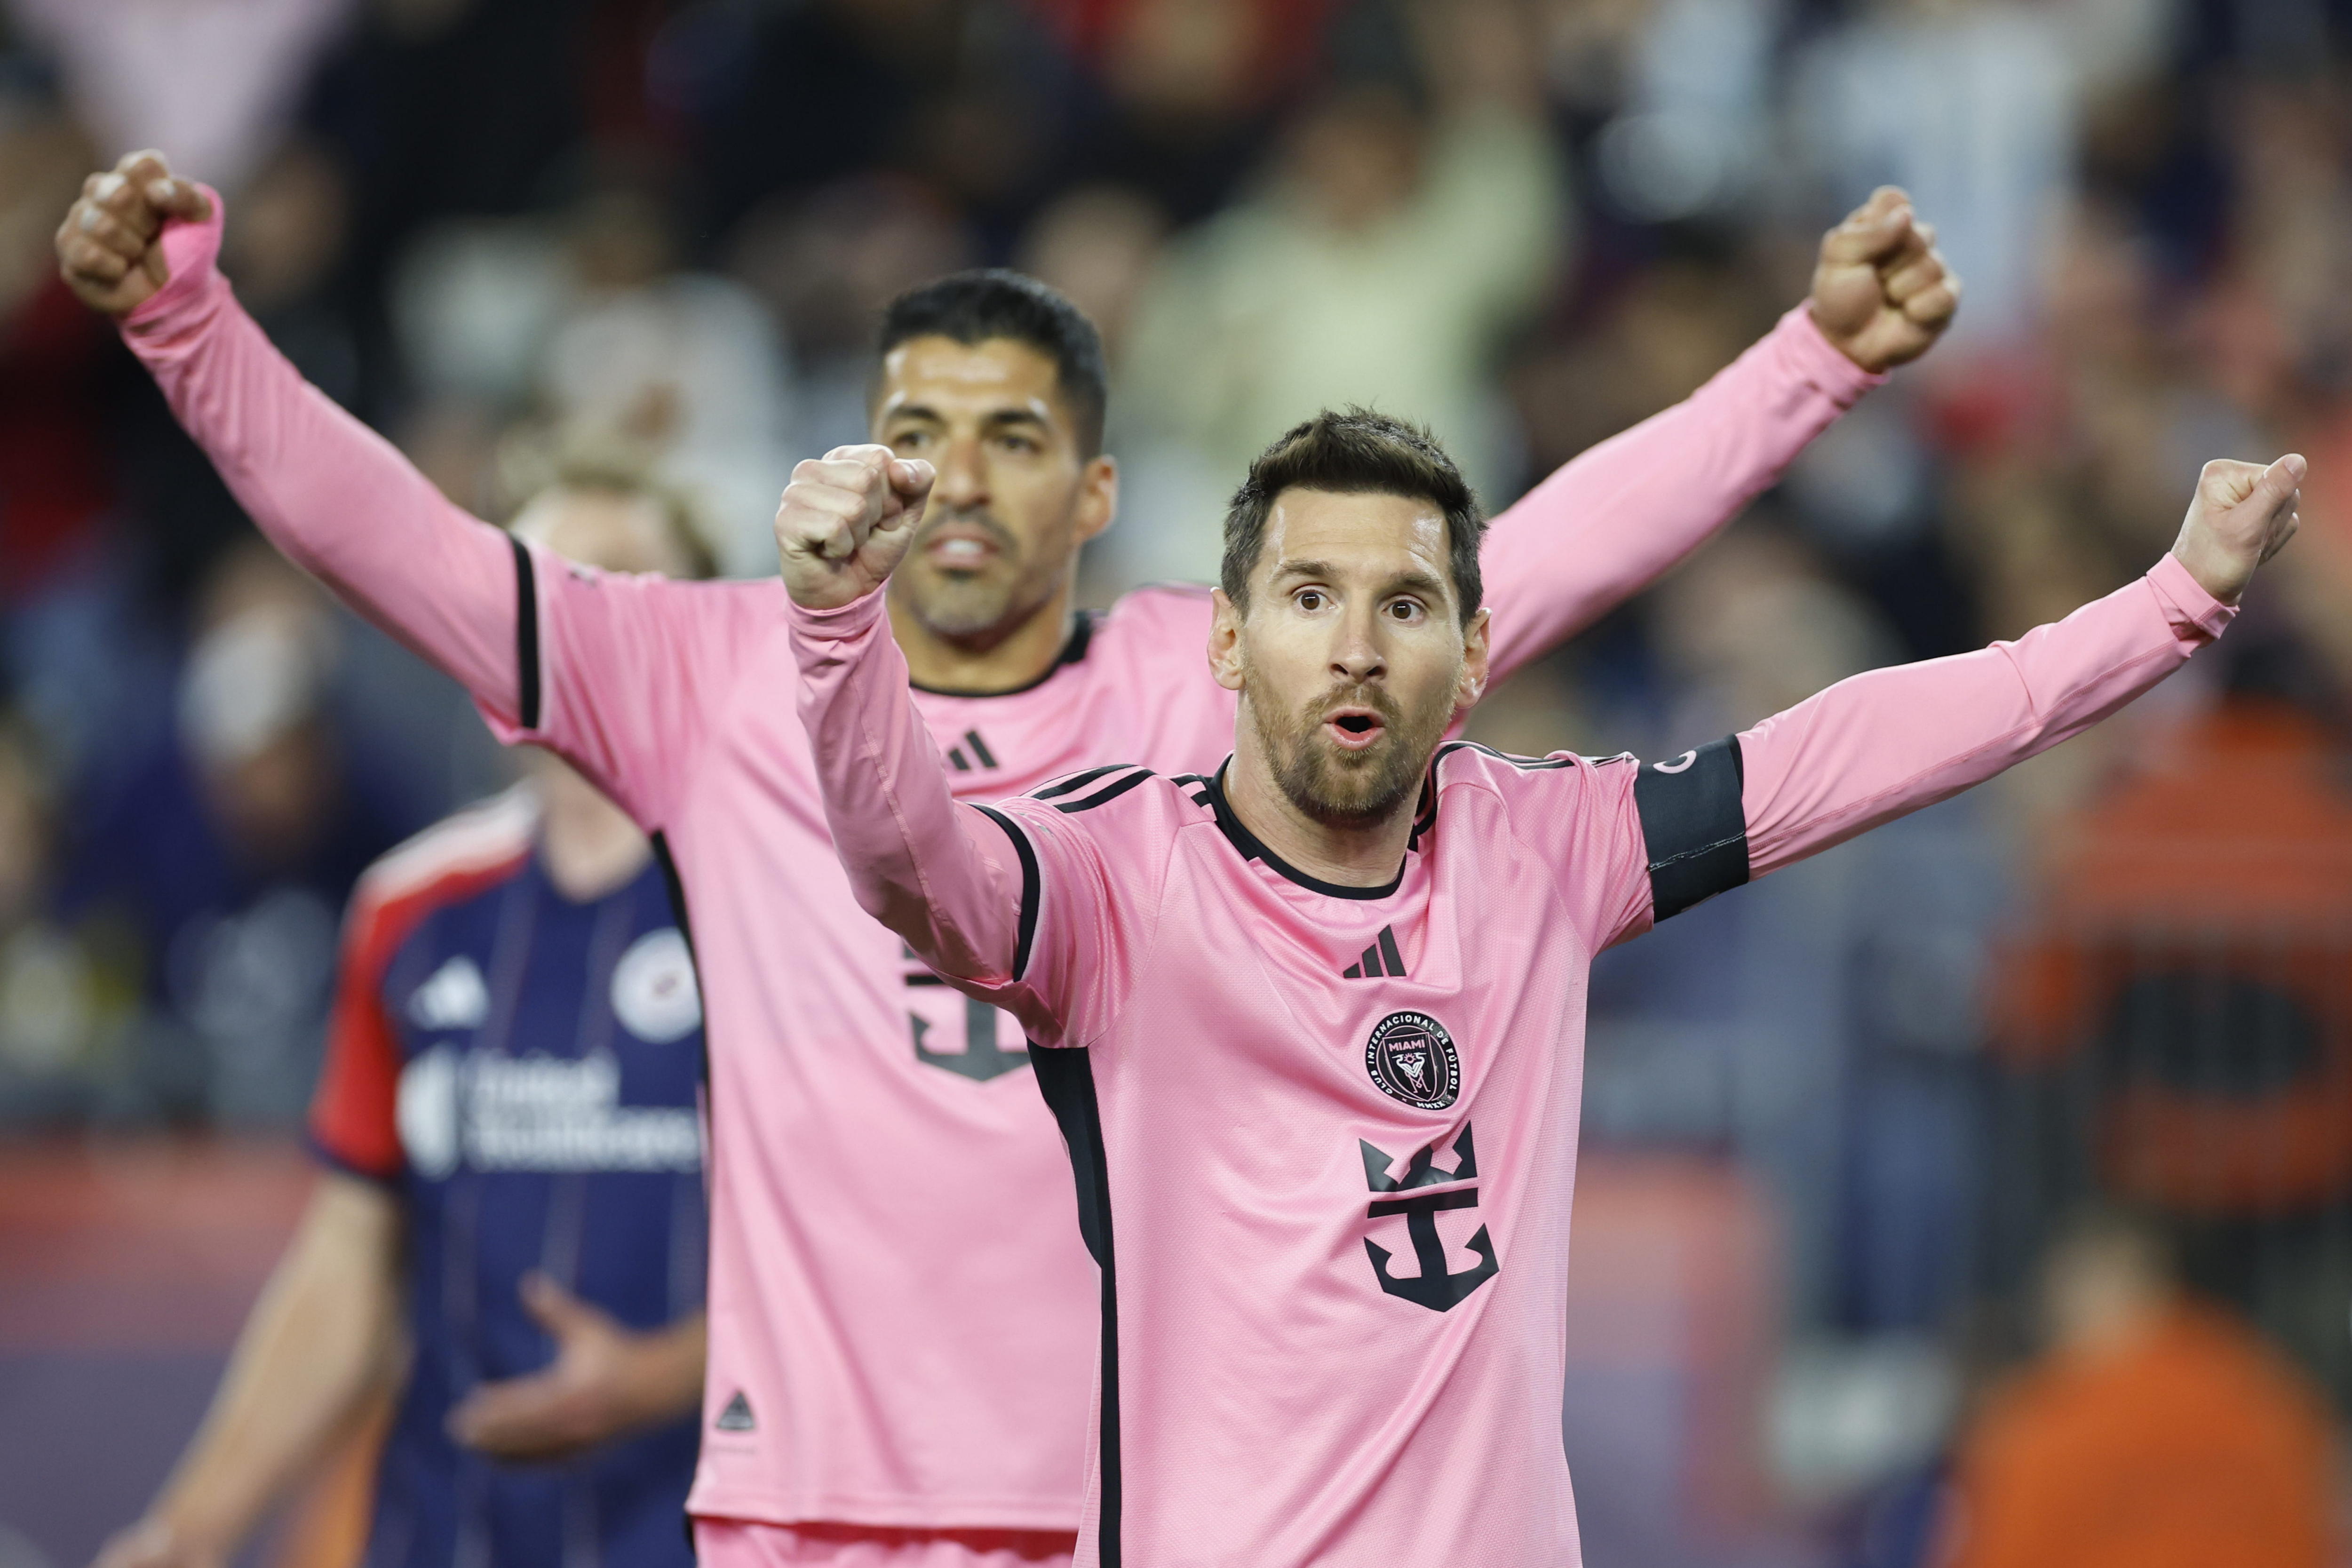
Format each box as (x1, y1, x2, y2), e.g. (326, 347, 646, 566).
(121, 192, 1879, 1535)
(695, 1520, 1073, 1568)
(786, 562, 2229, 1566)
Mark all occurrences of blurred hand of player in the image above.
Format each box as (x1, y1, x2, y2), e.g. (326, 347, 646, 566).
(446, 1275, 701, 1464)
(2170, 454, 2304, 606)
(89, 1517, 223, 1568)
(776, 445, 935, 610)
(1809, 186, 1961, 374)
(55, 150, 212, 318)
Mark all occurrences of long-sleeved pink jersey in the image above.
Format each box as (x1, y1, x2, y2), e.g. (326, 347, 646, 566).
(789, 556, 2233, 1566)
(122, 194, 1879, 1535)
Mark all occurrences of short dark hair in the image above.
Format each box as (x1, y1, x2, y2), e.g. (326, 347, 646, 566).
(1220, 408, 1486, 623)
(875, 270, 1109, 456)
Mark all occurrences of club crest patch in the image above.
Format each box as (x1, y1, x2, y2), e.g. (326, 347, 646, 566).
(1365, 1011, 1460, 1110)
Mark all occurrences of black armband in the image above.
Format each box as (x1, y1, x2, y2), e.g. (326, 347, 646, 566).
(1633, 737, 1749, 920)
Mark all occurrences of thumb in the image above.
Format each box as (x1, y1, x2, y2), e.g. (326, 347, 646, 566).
(1820, 190, 1914, 267)
(520, 1273, 598, 1339)
(150, 178, 213, 223)
(888, 458, 935, 501)
(2259, 453, 2309, 506)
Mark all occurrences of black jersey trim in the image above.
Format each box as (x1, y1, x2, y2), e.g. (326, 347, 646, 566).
(1202, 765, 1405, 901)
(1031, 1048, 1121, 1565)
(973, 805, 1040, 980)
(509, 533, 542, 730)
(649, 829, 713, 1144)
(1055, 769, 1154, 815)
(1033, 763, 1132, 801)
(1633, 737, 1750, 920)
(909, 612, 1096, 698)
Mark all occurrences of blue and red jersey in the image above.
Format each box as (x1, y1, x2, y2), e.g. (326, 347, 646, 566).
(309, 787, 705, 1568)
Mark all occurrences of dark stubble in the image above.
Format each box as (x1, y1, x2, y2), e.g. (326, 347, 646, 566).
(1246, 669, 1454, 830)
(897, 505, 1053, 641)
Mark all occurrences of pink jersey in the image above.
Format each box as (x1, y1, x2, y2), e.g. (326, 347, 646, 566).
(788, 557, 2233, 1566)
(122, 193, 1879, 1534)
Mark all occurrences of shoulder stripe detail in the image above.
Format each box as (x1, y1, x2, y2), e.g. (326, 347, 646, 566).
(1438, 740, 1577, 771)
(510, 533, 541, 730)
(354, 786, 537, 906)
(1055, 769, 1155, 814)
(1634, 737, 1750, 920)
(973, 805, 1040, 980)
(1033, 764, 1134, 801)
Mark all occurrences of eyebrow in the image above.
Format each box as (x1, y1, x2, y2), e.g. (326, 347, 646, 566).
(1268, 558, 1452, 602)
(882, 403, 1054, 433)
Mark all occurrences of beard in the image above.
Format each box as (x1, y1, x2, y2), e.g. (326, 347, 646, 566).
(896, 506, 1051, 643)
(1247, 669, 1453, 831)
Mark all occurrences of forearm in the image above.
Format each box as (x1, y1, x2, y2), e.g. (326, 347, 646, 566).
(789, 589, 1025, 981)
(1481, 307, 1882, 677)
(146, 1178, 402, 1554)
(120, 195, 524, 721)
(619, 1311, 706, 1428)
(1740, 554, 2232, 874)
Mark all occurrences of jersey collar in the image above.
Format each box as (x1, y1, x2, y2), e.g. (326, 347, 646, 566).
(908, 611, 1096, 699)
(1203, 762, 1409, 901)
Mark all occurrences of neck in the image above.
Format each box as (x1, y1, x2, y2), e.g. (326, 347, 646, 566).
(1223, 721, 1419, 889)
(886, 574, 1079, 694)
(534, 763, 651, 901)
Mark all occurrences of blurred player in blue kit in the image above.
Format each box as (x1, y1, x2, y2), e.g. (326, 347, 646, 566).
(92, 467, 717, 1568)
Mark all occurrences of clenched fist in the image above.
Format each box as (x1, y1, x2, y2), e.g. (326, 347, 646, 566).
(55, 149, 211, 318)
(776, 445, 936, 610)
(1809, 186, 1961, 374)
(2170, 454, 2304, 606)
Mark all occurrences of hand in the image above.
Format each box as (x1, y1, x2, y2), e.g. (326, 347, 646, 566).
(2170, 454, 2304, 606)
(445, 1276, 704, 1464)
(775, 445, 936, 611)
(55, 149, 212, 318)
(1808, 186, 1961, 374)
(90, 1517, 224, 1568)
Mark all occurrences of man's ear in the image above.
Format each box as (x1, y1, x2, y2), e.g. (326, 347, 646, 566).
(1454, 607, 1492, 710)
(1208, 588, 1246, 692)
(1074, 454, 1118, 545)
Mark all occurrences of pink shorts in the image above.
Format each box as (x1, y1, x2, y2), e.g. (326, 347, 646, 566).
(693, 1519, 1076, 1568)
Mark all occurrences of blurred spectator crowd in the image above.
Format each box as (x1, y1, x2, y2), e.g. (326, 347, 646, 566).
(10, 0, 2352, 1560)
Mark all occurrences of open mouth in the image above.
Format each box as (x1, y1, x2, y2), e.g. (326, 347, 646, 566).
(1323, 708, 1387, 751)
(923, 532, 1000, 570)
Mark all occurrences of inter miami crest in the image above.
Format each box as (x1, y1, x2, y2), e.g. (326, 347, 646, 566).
(1364, 1011, 1460, 1110)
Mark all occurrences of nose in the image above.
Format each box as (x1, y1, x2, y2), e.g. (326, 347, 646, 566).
(1330, 603, 1387, 686)
(933, 432, 988, 511)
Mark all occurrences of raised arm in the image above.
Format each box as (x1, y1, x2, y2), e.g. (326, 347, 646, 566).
(59, 152, 524, 719)
(1481, 187, 1961, 679)
(779, 446, 1030, 989)
(1618, 455, 2301, 935)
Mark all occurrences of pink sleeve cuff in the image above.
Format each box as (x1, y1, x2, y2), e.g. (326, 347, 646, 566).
(2145, 551, 2238, 642)
(786, 584, 890, 642)
(122, 183, 229, 337)
(1774, 304, 1886, 408)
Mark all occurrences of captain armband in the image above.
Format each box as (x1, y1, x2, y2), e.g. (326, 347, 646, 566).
(1632, 737, 1750, 920)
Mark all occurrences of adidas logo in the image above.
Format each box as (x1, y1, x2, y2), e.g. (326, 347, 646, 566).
(944, 730, 998, 772)
(714, 1391, 756, 1432)
(1343, 926, 1406, 980)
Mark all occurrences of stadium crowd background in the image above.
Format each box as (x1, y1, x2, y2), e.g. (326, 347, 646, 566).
(6, 0, 2352, 1565)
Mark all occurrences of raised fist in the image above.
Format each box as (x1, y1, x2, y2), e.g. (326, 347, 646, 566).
(1809, 186, 1961, 374)
(775, 444, 936, 610)
(2170, 454, 2304, 607)
(55, 149, 212, 318)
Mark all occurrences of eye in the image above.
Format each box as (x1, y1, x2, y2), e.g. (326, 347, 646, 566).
(1384, 597, 1427, 624)
(892, 428, 933, 451)
(1294, 588, 1331, 613)
(996, 432, 1041, 454)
